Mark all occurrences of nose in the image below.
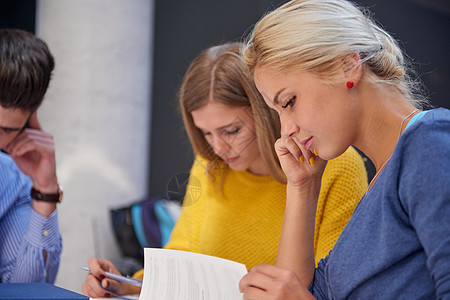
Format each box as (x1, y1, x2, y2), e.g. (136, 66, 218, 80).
(211, 135, 231, 156)
(280, 114, 299, 138)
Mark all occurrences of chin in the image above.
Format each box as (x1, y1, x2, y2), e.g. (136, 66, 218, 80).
(317, 148, 344, 161)
(228, 163, 246, 172)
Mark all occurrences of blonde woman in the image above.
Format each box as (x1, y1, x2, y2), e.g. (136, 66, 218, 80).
(239, 0, 450, 299)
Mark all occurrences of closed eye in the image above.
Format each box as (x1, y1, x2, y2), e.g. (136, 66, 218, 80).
(282, 96, 296, 109)
(202, 131, 211, 136)
(225, 127, 240, 135)
(1, 128, 19, 134)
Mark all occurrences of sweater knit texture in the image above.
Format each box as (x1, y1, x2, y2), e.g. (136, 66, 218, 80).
(164, 146, 367, 269)
(309, 108, 450, 299)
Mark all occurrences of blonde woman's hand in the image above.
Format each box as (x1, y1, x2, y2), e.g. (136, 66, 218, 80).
(239, 264, 315, 300)
(275, 136, 326, 187)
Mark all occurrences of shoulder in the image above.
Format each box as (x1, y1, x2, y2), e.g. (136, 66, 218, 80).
(399, 108, 450, 153)
(393, 110, 450, 239)
(190, 154, 227, 181)
(188, 155, 220, 190)
(394, 109, 450, 200)
(396, 108, 450, 156)
(0, 152, 32, 208)
(0, 151, 17, 169)
(331, 146, 364, 164)
(320, 147, 367, 202)
(190, 155, 209, 177)
(404, 108, 450, 134)
(324, 146, 367, 179)
(0, 152, 29, 186)
(192, 154, 208, 167)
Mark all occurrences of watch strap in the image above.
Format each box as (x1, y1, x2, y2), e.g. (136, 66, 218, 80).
(31, 185, 63, 203)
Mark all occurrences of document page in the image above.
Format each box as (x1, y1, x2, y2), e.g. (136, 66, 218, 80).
(139, 248, 247, 300)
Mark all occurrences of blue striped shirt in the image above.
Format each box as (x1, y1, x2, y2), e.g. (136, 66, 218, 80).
(0, 152, 62, 283)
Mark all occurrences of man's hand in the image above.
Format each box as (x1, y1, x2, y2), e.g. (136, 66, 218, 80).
(4, 111, 59, 216)
(4, 111, 58, 192)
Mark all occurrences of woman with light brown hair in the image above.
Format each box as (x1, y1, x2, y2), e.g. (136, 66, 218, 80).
(81, 42, 367, 298)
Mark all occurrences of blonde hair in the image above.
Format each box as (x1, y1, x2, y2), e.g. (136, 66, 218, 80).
(242, 0, 428, 108)
(179, 42, 286, 183)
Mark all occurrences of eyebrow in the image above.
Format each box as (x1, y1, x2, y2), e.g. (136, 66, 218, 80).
(217, 121, 241, 131)
(273, 88, 286, 105)
(198, 120, 242, 133)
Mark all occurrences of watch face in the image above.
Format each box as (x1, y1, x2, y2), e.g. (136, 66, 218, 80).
(57, 184, 64, 202)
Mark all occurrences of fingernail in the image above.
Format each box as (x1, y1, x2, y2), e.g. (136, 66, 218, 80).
(299, 156, 304, 163)
(313, 149, 318, 156)
(309, 157, 315, 166)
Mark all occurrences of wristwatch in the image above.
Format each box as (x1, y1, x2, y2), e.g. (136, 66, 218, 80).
(31, 184, 64, 203)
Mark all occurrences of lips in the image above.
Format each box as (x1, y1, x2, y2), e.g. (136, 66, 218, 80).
(300, 137, 313, 150)
(224, 156, 239, 164)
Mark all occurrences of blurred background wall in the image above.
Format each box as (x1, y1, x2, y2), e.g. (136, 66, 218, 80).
(1, 0, 449, 294)
(1, 0, 154, 292)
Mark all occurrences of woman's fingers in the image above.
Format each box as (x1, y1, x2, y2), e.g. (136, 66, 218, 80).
(275, 136, 317, 166)
(242, 286, 272, 300)
(248, 264, 300, 286)
(240, 264, 312, 300)
(274, 136, 324, 185)
(83, 258, 128, 296)
(82, 274, 108, 298)
(87, 257, 108, 279)
(240, 265, 270, 293)
(101, 278, 126, 295)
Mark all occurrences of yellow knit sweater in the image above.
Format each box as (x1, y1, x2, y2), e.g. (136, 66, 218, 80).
(163, 146, 367, 270)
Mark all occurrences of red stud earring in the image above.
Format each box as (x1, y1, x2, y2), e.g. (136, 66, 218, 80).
(346, 81, 354, 88)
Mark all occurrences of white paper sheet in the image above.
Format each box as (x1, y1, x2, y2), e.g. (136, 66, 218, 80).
(139, 248, 247, 300)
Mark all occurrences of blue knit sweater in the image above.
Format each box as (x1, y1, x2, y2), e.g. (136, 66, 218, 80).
(310, 108, 450, 299)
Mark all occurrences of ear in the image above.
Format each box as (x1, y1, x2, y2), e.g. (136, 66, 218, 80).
(342, 53, 363, 85)
(28, 111, 42, 130)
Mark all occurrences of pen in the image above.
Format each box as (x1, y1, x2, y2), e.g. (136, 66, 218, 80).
(82, 266, 142, 287)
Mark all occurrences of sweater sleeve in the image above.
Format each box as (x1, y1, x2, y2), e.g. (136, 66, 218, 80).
(308, 257, 331, 300)
(398, 117, 450, 297)
(163, 156, 207, 253)
(314, 146, 367, 264)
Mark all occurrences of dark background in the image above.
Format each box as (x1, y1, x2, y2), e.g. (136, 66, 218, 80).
(149, 0, 450, 198)
(2, 0, 449, 199)
(0, 1, 35, 32)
